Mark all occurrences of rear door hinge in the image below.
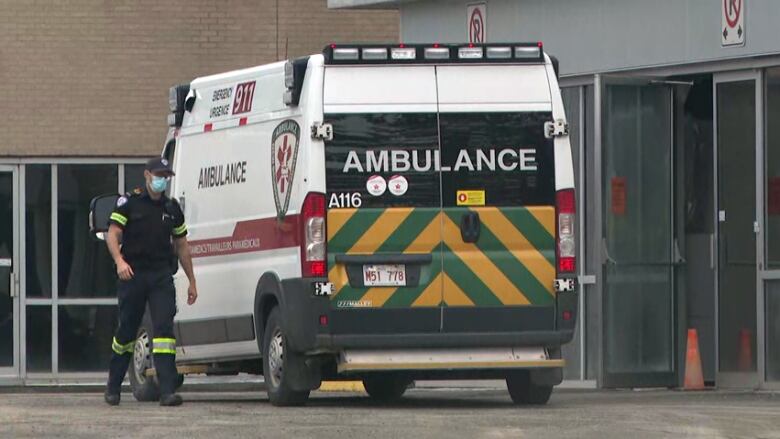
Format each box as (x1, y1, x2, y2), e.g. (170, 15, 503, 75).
(544, 119, 569, 139)
(311, 122, 333, 141)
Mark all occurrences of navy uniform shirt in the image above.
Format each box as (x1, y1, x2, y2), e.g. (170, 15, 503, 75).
(109, 187, 188, 270)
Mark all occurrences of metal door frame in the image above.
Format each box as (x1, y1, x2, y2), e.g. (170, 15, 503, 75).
(713, 70, 763, 389)
(0, 165, 20, 379)
(597, 75, 678, 388)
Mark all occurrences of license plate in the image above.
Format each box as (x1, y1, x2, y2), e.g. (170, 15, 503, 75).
(363, 264, 407, 286)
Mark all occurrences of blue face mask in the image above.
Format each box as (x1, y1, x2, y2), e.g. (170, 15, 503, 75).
(150, 176, 169, 193)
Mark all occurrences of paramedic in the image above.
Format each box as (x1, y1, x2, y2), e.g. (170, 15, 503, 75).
(103, 157, 198, 407)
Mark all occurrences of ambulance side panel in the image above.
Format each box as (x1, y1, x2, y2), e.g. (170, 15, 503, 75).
(171, 61, 318, 362)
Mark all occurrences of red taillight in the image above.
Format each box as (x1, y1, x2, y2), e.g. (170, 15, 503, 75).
(300, 192, 326, 278)
(556, 189, 576, 273)
(309, 261, 326, 277)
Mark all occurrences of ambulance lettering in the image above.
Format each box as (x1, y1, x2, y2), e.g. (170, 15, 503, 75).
(197, 161, 247, 189)
(271, 119, 301, 219)
(341, 148, 537, 173)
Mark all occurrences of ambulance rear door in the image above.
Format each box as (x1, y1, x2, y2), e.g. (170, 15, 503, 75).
(436, 64, 558, 333)
(323, 66, 443, 335)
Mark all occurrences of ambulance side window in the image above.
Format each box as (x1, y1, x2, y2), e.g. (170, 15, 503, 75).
(162, 139, 176, 199)
(163, 139, 176, 166)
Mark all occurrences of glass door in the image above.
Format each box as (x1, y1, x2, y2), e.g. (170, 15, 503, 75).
(714, 72, 760, 387)
(600, 77, 677, 387)
(0, 166, 19, 377)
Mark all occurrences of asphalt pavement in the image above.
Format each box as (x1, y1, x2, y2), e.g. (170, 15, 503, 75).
(1, 387, 779, 438)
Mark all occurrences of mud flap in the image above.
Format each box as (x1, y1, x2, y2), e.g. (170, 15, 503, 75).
(286, 351, 323, 392)
(530, 348, 563, 386)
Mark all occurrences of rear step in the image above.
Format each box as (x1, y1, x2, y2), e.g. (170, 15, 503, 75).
(337, 347, 564, 373)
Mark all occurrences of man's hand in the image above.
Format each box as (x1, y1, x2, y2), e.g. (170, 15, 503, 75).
(116, 258, 134, 281)
(187, 282, 198, 305)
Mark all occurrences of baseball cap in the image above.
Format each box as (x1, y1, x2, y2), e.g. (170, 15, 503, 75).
(145, 157, 175, 176)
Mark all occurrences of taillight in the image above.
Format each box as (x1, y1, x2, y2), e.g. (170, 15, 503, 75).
(301, 192, 326, 277)
(556, 189, 576, 273)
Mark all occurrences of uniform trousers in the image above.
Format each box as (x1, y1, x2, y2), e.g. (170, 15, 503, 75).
(107, 268, 178, 396)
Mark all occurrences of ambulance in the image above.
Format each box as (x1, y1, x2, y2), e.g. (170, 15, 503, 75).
(92, 42, 578, 406)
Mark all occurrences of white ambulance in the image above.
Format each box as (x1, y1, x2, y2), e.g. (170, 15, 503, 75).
(93, 43, 578, 406)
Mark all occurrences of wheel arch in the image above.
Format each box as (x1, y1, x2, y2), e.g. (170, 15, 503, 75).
(254, 272, 285, 352)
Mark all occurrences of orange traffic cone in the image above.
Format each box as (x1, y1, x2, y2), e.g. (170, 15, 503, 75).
(737, 328, 753, 372)
(684, 328, 704, 390)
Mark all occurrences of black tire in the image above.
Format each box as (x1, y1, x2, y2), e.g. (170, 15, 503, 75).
(129, 317, 161, 402)
(362, 375, 411, 402)
(262, 307, 310, 406)
(506, 371, 553, 405)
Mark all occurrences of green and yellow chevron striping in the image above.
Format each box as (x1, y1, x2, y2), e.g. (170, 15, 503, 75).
(327, 205, 555, 309)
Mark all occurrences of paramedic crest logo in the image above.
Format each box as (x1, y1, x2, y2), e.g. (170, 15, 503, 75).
(271, 120, 301, 219)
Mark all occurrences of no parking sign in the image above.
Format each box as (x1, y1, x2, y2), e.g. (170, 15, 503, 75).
(721, 0, 745, 47)
(467, 3, 486, 44)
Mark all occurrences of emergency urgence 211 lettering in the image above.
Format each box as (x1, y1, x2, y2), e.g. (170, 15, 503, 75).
(341, 148, 537, 173)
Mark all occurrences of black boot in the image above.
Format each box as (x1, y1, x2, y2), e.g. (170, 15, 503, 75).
(104, 391, 121, 406)
(159, 393, 183, 406)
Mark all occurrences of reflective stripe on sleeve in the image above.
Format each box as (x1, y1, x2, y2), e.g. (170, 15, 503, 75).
(110, 212, 128, 226)
(112, 337, 135, 355)
(173, 224, 187, 236)
(152, 338, 176, 355)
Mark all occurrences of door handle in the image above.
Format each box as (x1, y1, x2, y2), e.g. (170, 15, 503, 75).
(602, 238, 617, 265)
(673, 239, 686, 265)
(460, 211, 481, 243)
(710, 233, 715, 270)
(9, 271, 16, 298)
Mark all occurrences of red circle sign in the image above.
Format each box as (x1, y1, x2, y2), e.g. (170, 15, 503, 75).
(458, 193, 468, 202)
(469, 8, 484, 43)
(724, 0, 742, 28)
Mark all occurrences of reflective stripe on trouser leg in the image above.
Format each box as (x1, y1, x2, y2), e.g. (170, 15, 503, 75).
(112, 337, 135, 355)
(152, 338, 176, 355)
(149, 270, 178, 395)
(108, 273, 147, 394)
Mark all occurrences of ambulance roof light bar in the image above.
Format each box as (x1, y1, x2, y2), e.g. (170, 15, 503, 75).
(324, 42, 545, 64)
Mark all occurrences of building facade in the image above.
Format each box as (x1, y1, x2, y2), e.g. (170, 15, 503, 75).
(0, 0, 397, 383)
(330, 0, 780, 389)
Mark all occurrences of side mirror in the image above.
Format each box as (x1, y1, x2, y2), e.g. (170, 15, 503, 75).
(89, 193, 120, 240)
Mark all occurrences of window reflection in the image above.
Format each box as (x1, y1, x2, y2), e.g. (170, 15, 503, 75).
(58, 305, 117, 371)
(26, 306, 51, 372)
(26, 165, 52, 297)
(58, 165, 117, 297)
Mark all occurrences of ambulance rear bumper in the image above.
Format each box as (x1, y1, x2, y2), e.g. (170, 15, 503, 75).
(315, 330, 574, 351)
(279, 278, 577, 354)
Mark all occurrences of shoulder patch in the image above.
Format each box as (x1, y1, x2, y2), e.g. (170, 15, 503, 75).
(116, 196, 128, 207)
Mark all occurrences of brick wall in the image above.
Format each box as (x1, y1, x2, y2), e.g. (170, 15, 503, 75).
(0, 0, 398, 157)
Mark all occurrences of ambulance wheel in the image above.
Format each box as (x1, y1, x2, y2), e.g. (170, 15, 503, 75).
(175, 373, 185, 390)
(130, 324, 161, 402)
(506, 371, 552, 405)
(262, 307, 310, 406)
(362, 375, 411, 402)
